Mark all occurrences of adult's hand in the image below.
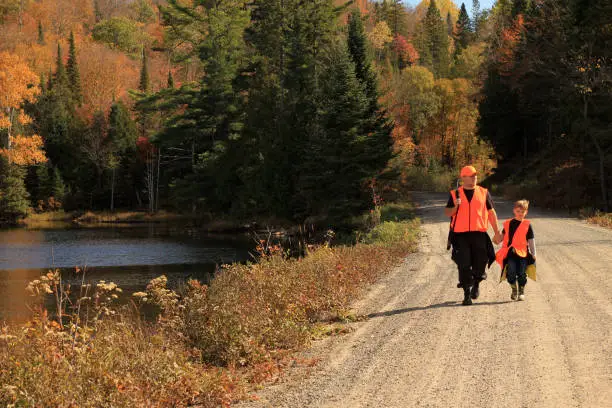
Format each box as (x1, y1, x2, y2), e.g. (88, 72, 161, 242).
(493, 232, 503, 245)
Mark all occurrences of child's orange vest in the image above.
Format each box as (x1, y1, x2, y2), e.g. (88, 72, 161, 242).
(450, 186, 489, 233)
(495, 219, 530, 267)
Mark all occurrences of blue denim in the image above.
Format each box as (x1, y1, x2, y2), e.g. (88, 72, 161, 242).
(506, 256, 528, 286)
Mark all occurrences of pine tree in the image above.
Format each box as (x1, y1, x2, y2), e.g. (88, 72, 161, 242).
(454, 3, 473, 54)
(152, 0, 251, 213)
(299, 43, 371, 219)
(108, 100, 138, 153)
(167, 70, 174, 88)
(34, 44, 82, 202)
(137, 49, 150, 139)
(54, 43, 69, 89)
(34, 164, 50, 205)
(283, 0, 338, 218)
(108, 100, 137, 210)
(446, 11, 453, 36)
(0, 157, 30, 224)
(50, 167, 65, 202)
(471, 0, 480, 33)
(37, 21, 45, 45)
(389, 0, 409, 37)
(66, 32, 83, 106)
(347, 9, 393, 185)
(139, 49, 149, 93)
(419, 0, 450, 78)
(512, 0, 531, 17)
(240, 0, 297, 214)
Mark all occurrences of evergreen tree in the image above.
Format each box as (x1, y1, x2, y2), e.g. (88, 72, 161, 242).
(446, 11, 453, 36)
(347, 9, 394, 184)
(53, 43, 69, 89)
(108, 100, 138, 210)
(139, 49, 149, 93)
(418, 0, 450, 78)
(167, 70, 174, 88)
(298, 43, 371, 218)
(512, 0, 531, 17)
(34, 42, 81, 193)
(152, 0, 251, 213)
(240, 0, 296, 214)
(0, 157, 30, 224)
(66, 32, 83, 106)
(37, 21, 45, 45)
(454, 3, 472, 53)
(50, 167, 66, 203)
(373, 0, 409, 37)
(34, 164, 50, 205)
(109, 100, 138, 153)
(471, 0, 480, 33)
(137, 49, 150, 139)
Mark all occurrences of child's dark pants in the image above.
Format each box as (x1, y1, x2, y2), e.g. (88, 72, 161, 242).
(506, 256, 528, 286)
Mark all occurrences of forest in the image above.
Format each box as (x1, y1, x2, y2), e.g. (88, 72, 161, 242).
(0, 0, 610, 224)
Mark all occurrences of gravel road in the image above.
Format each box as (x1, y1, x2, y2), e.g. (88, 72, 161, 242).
(238, 192, 612, 408)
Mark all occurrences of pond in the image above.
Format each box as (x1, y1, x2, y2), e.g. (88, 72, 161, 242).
(0, 224, 254, 319)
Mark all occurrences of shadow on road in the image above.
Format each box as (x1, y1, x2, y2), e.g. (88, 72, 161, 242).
(367, 300, 513, 319)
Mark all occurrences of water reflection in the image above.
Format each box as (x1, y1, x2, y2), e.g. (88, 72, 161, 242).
(0, 224, 253, 320)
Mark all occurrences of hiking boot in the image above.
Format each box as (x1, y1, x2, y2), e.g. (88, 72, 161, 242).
(462, 287, 473, 306)
(518, 286, 526, 301)
(470, 282, 480, 300)
(510, 283, 518, 301)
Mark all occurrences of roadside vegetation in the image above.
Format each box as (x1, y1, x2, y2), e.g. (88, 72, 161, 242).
(583, 210, 612, 229)
(0, 202, 419, 407)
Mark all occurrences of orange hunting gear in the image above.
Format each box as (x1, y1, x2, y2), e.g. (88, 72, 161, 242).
(450, 186, 490, 233)
(495, 219, 531, 268)
(460, 165, 478, 177)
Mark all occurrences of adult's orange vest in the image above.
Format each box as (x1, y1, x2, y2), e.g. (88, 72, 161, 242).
(495, 219, 531, 267)
(450, 186, 489, 233)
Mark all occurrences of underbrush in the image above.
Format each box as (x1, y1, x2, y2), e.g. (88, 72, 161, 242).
(400, 166, 457, 192)
(484, 150, 609, 212)
(1, 209, 419, 407)
(583, 210, 612, 229)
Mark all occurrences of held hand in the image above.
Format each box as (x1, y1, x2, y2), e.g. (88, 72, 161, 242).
(455, 198, 462, 207)
(493, 232, 503, 245)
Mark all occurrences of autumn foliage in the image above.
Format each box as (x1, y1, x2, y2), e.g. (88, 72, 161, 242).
(0, 51, 45, 165)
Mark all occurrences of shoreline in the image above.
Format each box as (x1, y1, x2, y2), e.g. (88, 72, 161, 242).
(0, 202, 420, 407)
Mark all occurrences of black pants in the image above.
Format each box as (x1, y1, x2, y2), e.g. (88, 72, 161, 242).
(453, 232, 488, 288)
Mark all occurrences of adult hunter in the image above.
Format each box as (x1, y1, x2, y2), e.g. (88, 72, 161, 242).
(445, 166, 502, 305)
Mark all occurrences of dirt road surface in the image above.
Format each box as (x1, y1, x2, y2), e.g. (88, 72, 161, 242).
(238, 192, 612, 408)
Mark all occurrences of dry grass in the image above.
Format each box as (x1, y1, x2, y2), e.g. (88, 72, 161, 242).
(1, 212, 419, 407)
(585, 211, 612, 229)
(74, 211, 189, 224)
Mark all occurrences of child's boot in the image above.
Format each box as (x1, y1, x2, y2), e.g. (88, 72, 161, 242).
(510, 282, 518, 301)
(518, 285, 525, 301)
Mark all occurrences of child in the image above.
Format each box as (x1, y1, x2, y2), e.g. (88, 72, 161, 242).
(495, 200, 536, 301)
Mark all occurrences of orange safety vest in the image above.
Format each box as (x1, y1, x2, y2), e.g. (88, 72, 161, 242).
(450, 186, 489, 233)
(495, 219, 531, 267)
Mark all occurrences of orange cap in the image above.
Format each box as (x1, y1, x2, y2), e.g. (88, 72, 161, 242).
(460, 165, 477, 177)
